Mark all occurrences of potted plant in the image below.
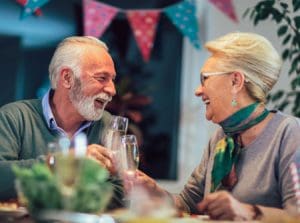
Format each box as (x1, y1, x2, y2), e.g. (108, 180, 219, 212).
(244, 0, 300, 116)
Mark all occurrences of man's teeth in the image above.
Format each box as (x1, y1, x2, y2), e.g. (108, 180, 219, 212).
(96, 99, 104, 104)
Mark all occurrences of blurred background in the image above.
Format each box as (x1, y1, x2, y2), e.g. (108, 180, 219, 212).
(0, 0, 295, 192)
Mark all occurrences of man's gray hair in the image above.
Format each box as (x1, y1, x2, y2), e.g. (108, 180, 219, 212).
(205, 32, 282, 103)
(48, 36, 108, 89)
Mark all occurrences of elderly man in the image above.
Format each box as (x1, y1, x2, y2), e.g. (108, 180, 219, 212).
(0, 36, 118, 202)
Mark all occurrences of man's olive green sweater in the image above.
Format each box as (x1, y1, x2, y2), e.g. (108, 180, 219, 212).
(0, 99, 112, 200)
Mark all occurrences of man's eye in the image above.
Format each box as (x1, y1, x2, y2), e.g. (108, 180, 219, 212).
(96, 76, 107, 82)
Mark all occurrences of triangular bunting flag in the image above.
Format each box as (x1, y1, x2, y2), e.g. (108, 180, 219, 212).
(126, 10, 161, 62)
(17, 0, 49, 19)
(164, 0, 200, 49)
(209, 0, 238, 22)
(83, 0, 119, 38)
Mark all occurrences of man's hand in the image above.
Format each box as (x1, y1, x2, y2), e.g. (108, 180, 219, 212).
(197, 191, 256, 220)
(86, 144, 116, 174)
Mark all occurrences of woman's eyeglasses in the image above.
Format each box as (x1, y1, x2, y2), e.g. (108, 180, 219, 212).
(200, 71, 233, 86)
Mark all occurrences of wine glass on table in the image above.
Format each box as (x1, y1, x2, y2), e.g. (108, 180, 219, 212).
(54, 134, 87, 210)
(103, 115, 128, 173)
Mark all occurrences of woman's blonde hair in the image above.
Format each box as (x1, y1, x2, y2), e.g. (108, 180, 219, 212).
(205, 32, 282, 103)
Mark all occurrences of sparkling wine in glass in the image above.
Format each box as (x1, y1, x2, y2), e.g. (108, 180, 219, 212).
(103, 116, 128, 172)
(103, 115, 128, 150)
(121, 134, 139, 174)
(120, 134, 139, 207)
(54, 134, 87, 210)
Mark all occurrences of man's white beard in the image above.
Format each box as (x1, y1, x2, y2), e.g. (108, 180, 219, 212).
(69, 78, 112, 121)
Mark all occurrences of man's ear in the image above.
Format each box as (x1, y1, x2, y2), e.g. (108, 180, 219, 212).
(231, 71, 245, 94)
(60, 68, 74, 89)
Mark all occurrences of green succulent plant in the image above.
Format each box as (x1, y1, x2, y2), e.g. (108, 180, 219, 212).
(13, 157, 113, 214)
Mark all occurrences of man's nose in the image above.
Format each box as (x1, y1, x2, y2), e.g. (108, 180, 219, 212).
(103, 80, 116, 97)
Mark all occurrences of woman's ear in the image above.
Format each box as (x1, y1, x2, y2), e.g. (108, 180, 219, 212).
(231, 71, 245, 94)
(60, 68, 74, 89)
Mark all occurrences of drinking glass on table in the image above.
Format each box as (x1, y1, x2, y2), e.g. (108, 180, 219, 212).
(46, 137, 70, 170)
(54, 134, 87, 210)
(103, 115, 128, 172)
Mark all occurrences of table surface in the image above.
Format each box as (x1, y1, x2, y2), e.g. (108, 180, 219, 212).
(0, 204, 263, 223)
(1, 214, 262, 223)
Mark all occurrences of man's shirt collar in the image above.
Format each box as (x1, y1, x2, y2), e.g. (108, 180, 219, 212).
(42, 89, 92, 138)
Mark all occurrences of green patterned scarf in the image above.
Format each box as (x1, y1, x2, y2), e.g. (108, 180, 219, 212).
(211, 102, 269, 192)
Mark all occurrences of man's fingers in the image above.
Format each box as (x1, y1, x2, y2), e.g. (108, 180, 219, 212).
(85, 144, 117, 174)
(88, 144, 112, 158)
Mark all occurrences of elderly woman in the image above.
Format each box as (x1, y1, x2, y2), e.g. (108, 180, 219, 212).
(125, 32, 300, 220)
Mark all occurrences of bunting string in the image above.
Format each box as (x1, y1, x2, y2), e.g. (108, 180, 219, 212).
(15, 0, 238, 62)
(83, 0, 207, 61)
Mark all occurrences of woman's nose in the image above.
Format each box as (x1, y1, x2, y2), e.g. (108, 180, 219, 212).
(195, 84, 203, 97)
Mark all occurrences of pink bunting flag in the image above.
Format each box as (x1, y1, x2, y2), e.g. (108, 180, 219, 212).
(83, 0, 119, 38)
(209, 0, 238, 22)
(126, 10, 161, 62)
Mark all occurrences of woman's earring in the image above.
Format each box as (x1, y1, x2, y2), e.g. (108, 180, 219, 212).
(231, 95, 238, 107)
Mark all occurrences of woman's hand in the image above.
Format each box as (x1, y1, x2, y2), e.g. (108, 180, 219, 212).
(197, 191, 256, 220)
(86, 144, 116, 174)
(122, 170, 166, 196)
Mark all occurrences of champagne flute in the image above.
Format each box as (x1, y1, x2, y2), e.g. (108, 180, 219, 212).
(103, 116, 128, 172)
(103, 116, 128, 150)
(120, 134, 139, 207)
(120, 134, 140, 175)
